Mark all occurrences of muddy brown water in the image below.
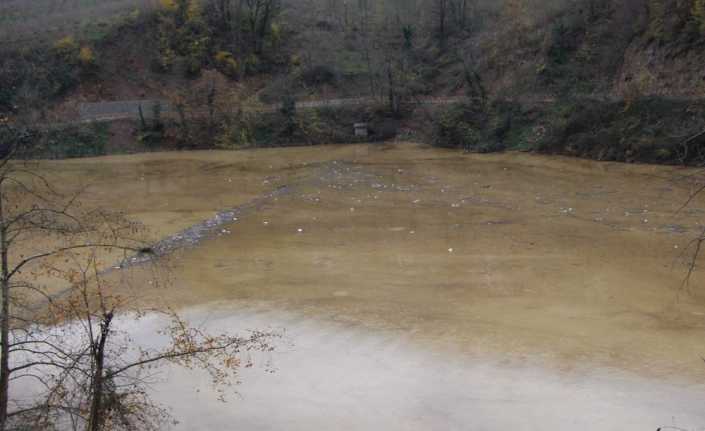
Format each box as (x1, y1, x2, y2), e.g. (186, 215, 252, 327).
(30, 142, 705, 429)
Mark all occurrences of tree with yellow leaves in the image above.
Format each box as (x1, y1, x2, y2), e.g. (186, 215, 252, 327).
(692, 0, 705, 34)
(160, 0, 177, 11)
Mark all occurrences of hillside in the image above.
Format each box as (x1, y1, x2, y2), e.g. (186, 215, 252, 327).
(2, 0, 705, 163)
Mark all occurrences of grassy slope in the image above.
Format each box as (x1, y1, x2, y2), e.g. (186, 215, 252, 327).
(4, 0, 705, 163)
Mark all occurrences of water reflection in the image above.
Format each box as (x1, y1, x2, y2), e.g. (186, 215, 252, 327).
(139, 304, 704, 430)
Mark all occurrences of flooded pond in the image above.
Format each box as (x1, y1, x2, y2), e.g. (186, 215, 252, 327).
(34, 142, 705, 429)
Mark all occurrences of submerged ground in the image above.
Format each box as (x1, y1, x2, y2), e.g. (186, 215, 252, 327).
(35, 142, 705, 429)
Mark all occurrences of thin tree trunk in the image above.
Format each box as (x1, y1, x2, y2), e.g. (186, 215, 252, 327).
(87, 313, 112, 431)
(387, 62, 396, 113)
(438, 0, 446, 50)
(0, 184, 9, 431)
(256, 0, 272, 54)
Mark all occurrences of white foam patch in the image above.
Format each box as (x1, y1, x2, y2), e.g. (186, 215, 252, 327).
(135, 305, 705, 431)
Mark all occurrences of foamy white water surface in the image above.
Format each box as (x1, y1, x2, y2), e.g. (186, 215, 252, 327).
(134, 305, 705, 431)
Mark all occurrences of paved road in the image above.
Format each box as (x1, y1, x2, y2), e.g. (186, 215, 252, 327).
(75, 96, 480, 123)
(38, 94, 580, 129)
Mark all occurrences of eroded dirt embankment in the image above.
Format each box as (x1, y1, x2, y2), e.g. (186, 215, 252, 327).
(34, 142, 705, 380)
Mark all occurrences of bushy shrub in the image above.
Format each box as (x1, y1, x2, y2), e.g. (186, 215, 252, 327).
(50, 37, 84, 94)
(77, 46, 98, 76)
(0, 87, 14, 113)
(0, 56, 22, 112)
(53, 36, 79, 59)
(155, 29, 176, 72)
(547, 21, 572, 65)
(215, 120, 253, 148)
(27, 124, 108, 159)
(137, 102, 166, 148)
(270, 22, 282, 48)
(48, 36, 99, 86)
(78, 47, 96, 66)
(215, 51, 239, 78)
(433, 106, 481, 150)
(692, 0, 705, 34)
(432, 103, 511, 152)
(280, 94, 297, 137)
(300, 64, 337, 87)
(160, 0, 178, 12)
(243, 54, 260, 74)
(645, 0, 696, 43)
(155, 0, 211, 77)
(537, 97, 705, 164)
(0, 43, 86, 109)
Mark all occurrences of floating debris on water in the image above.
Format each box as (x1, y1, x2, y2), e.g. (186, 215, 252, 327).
(659, 224, 689, 234)
(119, 185, 292, 267)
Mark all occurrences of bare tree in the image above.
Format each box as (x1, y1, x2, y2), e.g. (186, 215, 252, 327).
(12, 251, 276, 431)
(0, 120, 277, 430)
(244, 0, 282, 54)
(0, 120, 151, 430)
(214, 0, 234, 32)
(432, 0, 450, 50)
(451, 0, 468, 31)
(459, 48, 486, 108)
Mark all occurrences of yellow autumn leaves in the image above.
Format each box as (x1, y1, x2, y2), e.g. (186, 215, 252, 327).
(53, 36, 96, 68)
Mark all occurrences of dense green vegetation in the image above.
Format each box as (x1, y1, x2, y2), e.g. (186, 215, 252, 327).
(34, 123, 110, 159)
(432, 97, 705, 163)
